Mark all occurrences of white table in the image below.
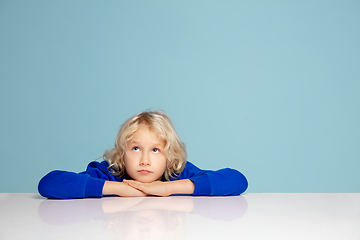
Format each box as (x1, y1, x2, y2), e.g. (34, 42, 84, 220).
(0, 193, 359, 240)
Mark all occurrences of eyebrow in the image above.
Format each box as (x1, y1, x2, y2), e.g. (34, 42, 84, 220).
(128, 140, 163, 147)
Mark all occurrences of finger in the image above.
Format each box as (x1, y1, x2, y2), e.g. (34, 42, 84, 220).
(123, 179, 141, 186)
(126, 181, 147, 192)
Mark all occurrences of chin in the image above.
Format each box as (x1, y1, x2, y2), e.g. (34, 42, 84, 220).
(135, 178, 156, 183)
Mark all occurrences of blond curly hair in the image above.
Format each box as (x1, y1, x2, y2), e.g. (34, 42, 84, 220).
(103, 110, 187, 180)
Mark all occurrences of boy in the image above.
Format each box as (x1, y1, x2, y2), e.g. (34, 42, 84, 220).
(38, 111, 248, 198)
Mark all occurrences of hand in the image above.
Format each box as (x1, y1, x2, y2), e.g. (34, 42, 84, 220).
(102, 181, 147, 197)
(119, 183, 148, 197)
(123, 179, 170, 197)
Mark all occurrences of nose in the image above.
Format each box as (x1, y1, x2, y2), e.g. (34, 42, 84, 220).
(140, 152, 151, 166)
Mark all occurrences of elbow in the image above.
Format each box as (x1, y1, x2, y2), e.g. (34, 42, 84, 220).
(209, 168, 248, 196)
(227, 169, 248, 196)
(38, 172, 52, 198)
(236, 171, 248, 195)
(38, 177, 49, 198)
(38, 171, 61, 199)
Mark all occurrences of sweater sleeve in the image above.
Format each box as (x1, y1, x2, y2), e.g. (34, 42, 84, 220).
(38, 161, 114, 199)
(179, 162, 248, 196)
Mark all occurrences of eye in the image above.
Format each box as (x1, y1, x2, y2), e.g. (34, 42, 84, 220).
(132, 147, 139, 151)
(152, 148, 160, 153)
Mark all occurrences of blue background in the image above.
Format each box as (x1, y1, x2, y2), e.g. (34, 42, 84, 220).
(1, 1, 359, 193)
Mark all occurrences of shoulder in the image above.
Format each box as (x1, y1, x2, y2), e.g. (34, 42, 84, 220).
(174, 161, 208, 180)
(182, 161, 200, 172)
(86, 160, 110, 171)
(84, 161, 119, 181)
(183, 161, 196, 169)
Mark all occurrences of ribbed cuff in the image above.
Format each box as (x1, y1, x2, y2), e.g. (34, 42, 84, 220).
(190, 174, 211, 195)
(85, 177, 106, 197)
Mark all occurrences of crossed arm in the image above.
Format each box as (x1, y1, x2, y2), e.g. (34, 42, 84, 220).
(39, 162, 247, 199)
(102, 179, 195, 197)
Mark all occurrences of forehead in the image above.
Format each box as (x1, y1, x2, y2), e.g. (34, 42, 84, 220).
(129, 126, 164, 145)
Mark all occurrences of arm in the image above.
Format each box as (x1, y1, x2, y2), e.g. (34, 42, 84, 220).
(123, 179, 194, 196)
(123, 162, 247, 197)
(180, 162, 248, 196)
(38, 161, 118, 199)
(38, 171, 147, 199)
(102, 181, 147, 197)
(38, 170, 106, 199)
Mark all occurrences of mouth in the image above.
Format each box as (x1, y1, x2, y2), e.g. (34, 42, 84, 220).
(138, 170, 152, 174)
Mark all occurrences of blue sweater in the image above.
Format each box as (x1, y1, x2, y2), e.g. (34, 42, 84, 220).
(38, 161, 248, 199)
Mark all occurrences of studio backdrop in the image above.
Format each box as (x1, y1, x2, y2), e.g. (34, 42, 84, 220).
(0, 0, 359, 193)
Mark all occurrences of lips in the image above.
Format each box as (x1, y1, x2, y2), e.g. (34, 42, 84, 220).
(138, 170, 152, 174)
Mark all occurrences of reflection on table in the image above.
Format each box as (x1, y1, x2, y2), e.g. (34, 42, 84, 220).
(37, 196, 248, 240)
(1, 193, 359, 240)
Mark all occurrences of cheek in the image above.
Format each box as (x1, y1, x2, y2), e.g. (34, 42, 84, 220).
(124, 154, 134, 169)
(159, 156, 168, 170)
(125, 150, 136, 161)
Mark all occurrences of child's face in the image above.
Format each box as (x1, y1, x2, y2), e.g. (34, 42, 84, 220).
(124, 126, 167, 183)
